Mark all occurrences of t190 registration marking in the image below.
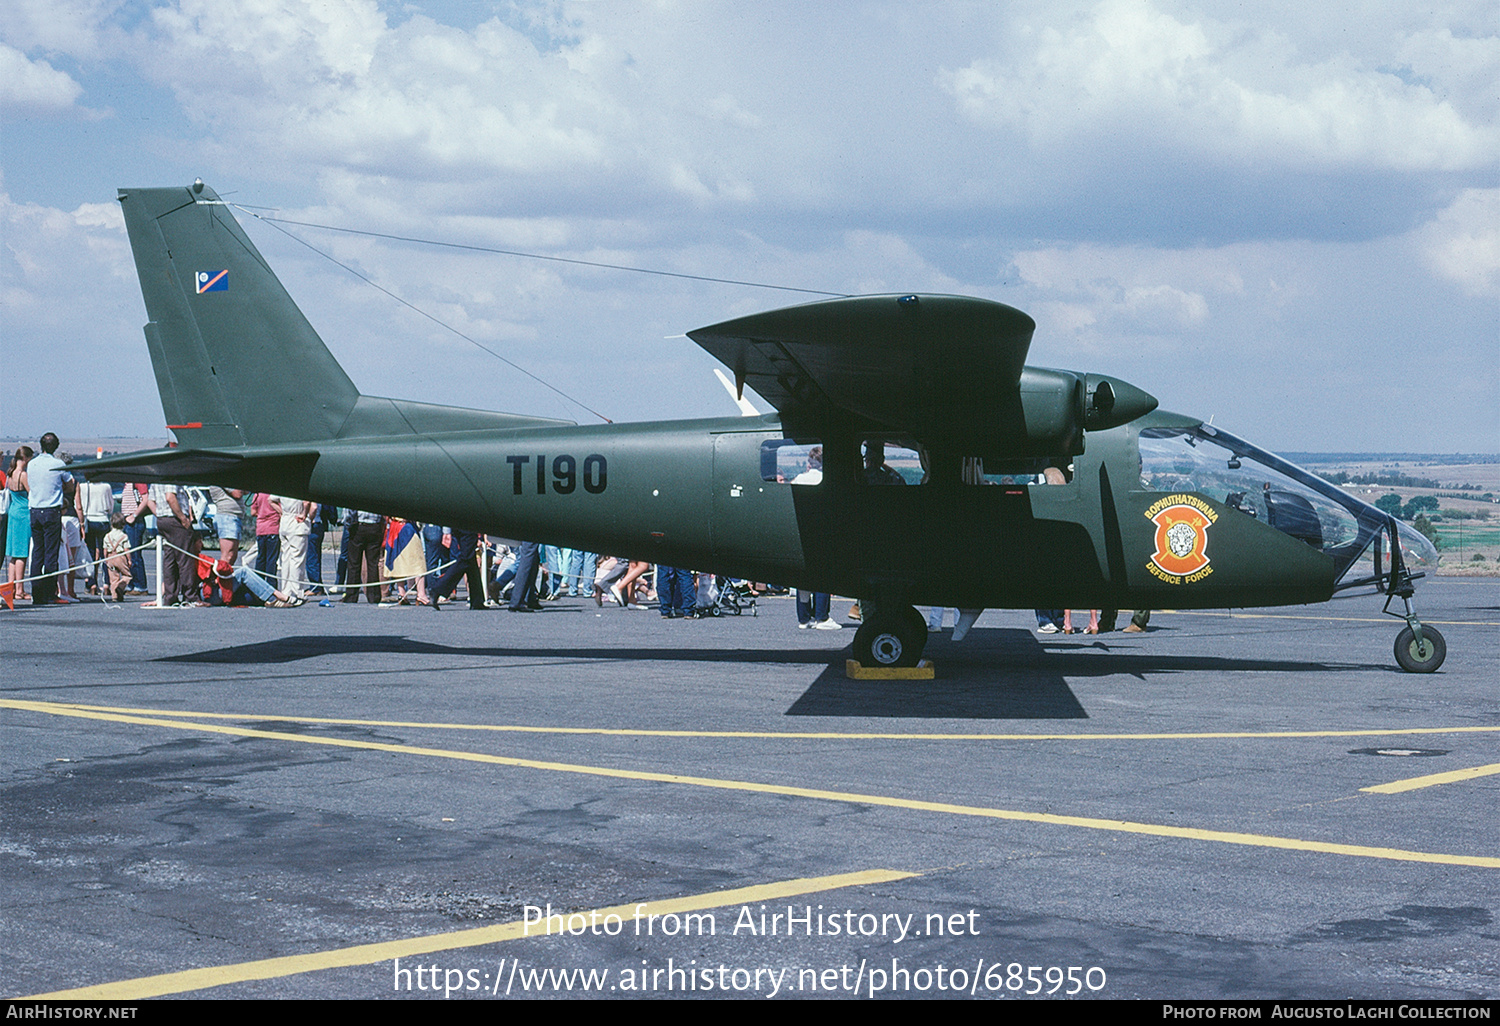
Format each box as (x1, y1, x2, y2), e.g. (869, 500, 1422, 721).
(507, 454, 607, 495)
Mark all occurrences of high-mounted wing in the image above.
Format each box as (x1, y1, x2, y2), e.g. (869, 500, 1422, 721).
(688, 293, 1155, 457)
(689, 294, 1030, 438)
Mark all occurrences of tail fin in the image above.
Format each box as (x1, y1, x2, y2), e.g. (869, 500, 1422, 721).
(117, 182, 360, 447)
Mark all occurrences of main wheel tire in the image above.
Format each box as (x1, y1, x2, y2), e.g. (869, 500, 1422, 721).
(901, 604, 929, 644)
(1394, 625, 1446, 673)
(853, 610, 927, 668)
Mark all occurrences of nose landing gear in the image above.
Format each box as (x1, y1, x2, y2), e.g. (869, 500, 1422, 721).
(1394, 623, 1446, 674)
(1379, 518, 1446, 673)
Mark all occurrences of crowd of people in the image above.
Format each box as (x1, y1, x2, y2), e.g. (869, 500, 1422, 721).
(1, 437, 750, 616)
(4, 433, 92, 606)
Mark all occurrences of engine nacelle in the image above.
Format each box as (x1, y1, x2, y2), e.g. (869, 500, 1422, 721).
(1003, 368, 1158, 458)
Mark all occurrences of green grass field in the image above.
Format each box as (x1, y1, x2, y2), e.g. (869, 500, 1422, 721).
(1433, 520, 1500, 561)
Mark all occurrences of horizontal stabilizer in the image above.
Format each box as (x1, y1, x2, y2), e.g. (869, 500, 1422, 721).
(82, 446, 320, 495)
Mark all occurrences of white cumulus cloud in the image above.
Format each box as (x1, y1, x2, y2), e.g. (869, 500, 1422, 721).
(941, 0, 1497, 172)
(1417, 188, 1500, 298)
(0, 43, 84, 113)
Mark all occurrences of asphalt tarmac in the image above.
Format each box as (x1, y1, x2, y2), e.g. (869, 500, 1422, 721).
(3, 578, 1497, 1000)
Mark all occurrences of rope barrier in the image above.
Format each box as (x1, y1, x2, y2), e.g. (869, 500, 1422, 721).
(3, 534, 465, 608)
(157, 538, 464, 595)
(8, 531, 630, 609)
(4, 536, 156, 588)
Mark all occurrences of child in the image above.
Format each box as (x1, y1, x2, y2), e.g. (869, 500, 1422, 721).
(102, 514, 132, 601)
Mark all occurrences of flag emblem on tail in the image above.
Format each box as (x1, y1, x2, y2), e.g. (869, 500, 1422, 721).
(195, 270, 228, 293)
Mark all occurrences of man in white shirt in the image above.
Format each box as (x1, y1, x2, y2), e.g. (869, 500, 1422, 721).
(77, 476, 114, 594)
(148, 481, 196, 606)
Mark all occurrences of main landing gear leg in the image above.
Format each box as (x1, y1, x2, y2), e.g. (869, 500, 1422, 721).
(852, 597, 928, 668)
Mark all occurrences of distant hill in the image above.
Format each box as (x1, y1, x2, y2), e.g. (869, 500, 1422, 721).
(1283, 453, 1500, 465)
(0, 436, 169, 459)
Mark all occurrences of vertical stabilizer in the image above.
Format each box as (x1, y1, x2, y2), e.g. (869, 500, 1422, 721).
(117, 182, 360, 447)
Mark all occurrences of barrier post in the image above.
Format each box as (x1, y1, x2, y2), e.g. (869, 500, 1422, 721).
(154, 535, 164, 608)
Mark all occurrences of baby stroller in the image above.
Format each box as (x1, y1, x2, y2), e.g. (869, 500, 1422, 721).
(708, 576, 758, 616)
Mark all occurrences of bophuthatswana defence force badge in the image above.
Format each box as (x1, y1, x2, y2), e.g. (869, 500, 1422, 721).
(1144, 494, 1218, 584)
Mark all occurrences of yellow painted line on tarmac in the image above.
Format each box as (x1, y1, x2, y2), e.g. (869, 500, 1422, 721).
(1167, 611, 1499, 626)
(20, 699, 1500, 744)
(1361, 762, 1500, 795)
(6, 699, 1498, 870)
(23, 868, 914, 999)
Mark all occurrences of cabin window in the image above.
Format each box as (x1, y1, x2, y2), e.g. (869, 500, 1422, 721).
(859, 438, 926, 485)
(761, 440, 824, 485)
(963, 456, 1061, 486)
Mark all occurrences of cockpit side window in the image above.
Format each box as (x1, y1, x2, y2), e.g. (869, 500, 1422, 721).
(1137, 426, 1360, 557)
(1133, 424, 1438, 583)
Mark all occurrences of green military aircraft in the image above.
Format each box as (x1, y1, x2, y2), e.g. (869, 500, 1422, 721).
(87, 181, 1445, 672)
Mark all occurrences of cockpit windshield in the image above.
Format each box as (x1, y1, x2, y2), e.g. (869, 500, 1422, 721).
(1137, 423, 1440, 588)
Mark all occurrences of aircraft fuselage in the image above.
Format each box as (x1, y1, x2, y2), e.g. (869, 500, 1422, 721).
(180, 411, 1335, 613)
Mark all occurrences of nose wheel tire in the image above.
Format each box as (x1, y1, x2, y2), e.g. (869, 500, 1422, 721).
(1394, 625, 1445, 673)
(853, 608, 928, 668)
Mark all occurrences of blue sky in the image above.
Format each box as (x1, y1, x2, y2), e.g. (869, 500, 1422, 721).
(3, 0, 1496, 451)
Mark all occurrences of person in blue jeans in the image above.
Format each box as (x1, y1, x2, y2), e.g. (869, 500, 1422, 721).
(657, 566, 696, 618)
(797, 590, 833, 628)
(304, 504, 330, 593)
(565, 549, 596, 598)
(508, 541, 541, 612)
(423, 523, 449, 591)
(205, 560, 302, 607)
(1035, 610, 1064, 634)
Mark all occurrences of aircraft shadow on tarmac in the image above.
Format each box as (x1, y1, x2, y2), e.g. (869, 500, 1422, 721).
(156, 635, 841, 666)
(153, 629, 1383, 721)
(784, 628, 1385, 719)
